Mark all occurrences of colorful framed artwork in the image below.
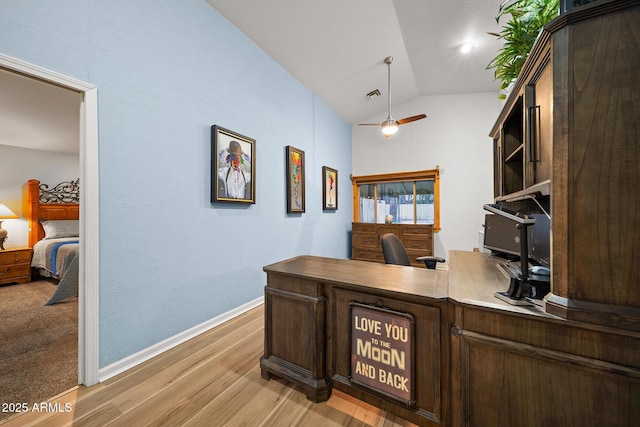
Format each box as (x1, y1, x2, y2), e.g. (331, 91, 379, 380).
(211, 125, 256, 204)
(322, 166, 338, 210)
(286, 146, 305, 213)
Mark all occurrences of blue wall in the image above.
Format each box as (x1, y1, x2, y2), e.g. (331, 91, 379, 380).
(1, 0, 352, 367)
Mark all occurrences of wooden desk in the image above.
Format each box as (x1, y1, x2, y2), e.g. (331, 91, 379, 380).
(261, 255, 449, 426)
(447, 251, 640, 426)
(261, 253, 640, 426)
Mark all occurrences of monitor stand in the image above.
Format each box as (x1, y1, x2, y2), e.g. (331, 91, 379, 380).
(494, 221, 534, 306)
(494, 291, 533, 306)
(494, 274, 533, 306)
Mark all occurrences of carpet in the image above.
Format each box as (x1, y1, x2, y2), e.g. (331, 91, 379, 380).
(0, 280, 77, 421)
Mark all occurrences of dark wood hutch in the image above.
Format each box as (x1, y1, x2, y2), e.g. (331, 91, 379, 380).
(489, 0, 640, 327)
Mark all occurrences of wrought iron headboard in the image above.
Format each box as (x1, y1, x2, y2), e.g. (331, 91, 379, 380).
(39, 179, 80, 204)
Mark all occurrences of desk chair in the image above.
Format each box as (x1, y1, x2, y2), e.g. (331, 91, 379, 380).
(380, 233, 445, 269)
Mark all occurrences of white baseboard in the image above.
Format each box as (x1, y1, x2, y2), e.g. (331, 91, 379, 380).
(98, 296, 264, 382)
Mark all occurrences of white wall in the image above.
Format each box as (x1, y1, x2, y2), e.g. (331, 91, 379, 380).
(0, 144, 79, 249)
(352, 92, 501, 259)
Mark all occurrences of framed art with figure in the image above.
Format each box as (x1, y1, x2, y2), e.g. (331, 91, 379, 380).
(286, 146, 305, 213)
(322, 166, 338, 210)
(211, 125, 256, 204)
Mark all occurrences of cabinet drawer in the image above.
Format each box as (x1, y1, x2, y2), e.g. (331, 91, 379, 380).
(404, 237, 432, 251)
(352, 248, 383, 263)
(401, 225, 433, 237)
(377, 225, 398, 235)
(353, 234, 378, 248)
(0, 250, 31, 265)
(0, 263, 30, 279)
(352, 223, 376, 234)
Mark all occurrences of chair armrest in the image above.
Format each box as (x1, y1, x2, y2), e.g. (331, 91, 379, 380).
(416, 256, 446, 270)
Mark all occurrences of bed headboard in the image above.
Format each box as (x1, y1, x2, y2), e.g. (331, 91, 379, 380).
(22, 179, 80, 248)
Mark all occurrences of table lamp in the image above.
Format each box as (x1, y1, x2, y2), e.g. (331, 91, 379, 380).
(0, 203, 19, 250)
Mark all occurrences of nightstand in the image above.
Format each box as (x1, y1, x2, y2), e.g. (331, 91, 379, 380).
(0, 247, 32, 285)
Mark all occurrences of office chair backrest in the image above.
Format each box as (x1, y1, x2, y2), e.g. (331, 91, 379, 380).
(380, 233, 411, 266)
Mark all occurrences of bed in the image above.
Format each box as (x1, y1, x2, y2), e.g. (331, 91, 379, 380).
(22, 179, 80, 305)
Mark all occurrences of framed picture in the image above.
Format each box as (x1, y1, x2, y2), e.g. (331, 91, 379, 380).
(322, 166, 338, 210)
(286, 146, 305, 213)
(211, 125, 256, 204)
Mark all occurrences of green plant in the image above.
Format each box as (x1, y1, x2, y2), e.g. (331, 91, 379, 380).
(487, 0, 559, 99)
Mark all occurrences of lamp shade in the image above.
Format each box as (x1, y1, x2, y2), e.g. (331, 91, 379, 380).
(0, 203, 18, 219)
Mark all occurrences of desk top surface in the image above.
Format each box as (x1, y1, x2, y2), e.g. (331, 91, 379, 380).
(264, 255, 449, 300)
(264, 252, 558, 319)
(447, 250, 555, 318)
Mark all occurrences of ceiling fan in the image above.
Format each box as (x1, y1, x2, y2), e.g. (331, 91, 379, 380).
(359, 56, 426, 137)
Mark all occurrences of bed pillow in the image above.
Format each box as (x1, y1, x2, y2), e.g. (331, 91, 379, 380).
(41, 220, 79, 239)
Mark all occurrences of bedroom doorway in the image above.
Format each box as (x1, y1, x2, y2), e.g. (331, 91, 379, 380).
(0, 54, 100, 387)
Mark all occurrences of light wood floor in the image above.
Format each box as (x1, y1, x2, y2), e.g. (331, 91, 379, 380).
(2, 305, 416, 427)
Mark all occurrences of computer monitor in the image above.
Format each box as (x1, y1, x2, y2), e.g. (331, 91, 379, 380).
(529, 213, 550, 266)
(483, 213, 550, 266)
(483, 205, 551, 303)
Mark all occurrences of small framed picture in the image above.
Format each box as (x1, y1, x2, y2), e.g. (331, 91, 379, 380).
(211, 126, 256, 204)
(286, 146, 305, 213)
(322, 166, 338, 210)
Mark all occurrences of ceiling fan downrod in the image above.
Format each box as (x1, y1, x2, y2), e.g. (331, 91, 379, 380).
(358, 55, 426, 137)
(382, 56, 398, 137)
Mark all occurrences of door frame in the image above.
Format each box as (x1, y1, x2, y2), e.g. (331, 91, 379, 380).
(0, 53, 100, 386)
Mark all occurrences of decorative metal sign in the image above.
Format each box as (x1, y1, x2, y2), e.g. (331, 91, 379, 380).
(350, 303, 415, 406)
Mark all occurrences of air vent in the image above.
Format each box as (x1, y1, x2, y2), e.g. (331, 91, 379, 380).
(366, 89, 381, 100)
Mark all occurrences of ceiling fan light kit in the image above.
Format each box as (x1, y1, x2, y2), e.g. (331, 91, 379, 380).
(359, 56, 426, 138)
(381, 119, 398, 137)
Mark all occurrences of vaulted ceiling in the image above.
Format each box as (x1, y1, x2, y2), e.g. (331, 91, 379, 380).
(206, 0, 504, 124)
(0, 1, 505, 155)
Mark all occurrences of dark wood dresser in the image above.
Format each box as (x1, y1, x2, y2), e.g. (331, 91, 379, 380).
(351, 223, 433, 267)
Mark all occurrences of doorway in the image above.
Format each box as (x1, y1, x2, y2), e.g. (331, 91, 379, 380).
(0, 53, 100, 387)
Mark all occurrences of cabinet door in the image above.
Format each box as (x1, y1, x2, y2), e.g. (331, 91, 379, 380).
(526, 62, 552, 186)
(493, 136, 502, 198)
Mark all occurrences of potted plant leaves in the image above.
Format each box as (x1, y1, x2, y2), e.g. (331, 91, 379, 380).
(487, 0, 559, 99)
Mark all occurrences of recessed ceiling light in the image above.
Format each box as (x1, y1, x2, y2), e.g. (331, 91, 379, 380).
(460, 42, 475, 53)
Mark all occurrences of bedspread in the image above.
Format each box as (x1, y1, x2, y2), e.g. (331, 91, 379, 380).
(32, 238, 79, 305)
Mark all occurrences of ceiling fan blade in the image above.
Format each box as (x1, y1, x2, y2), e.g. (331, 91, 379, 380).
(397, 114, 427, 125)
(358, 123, 382, 126)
